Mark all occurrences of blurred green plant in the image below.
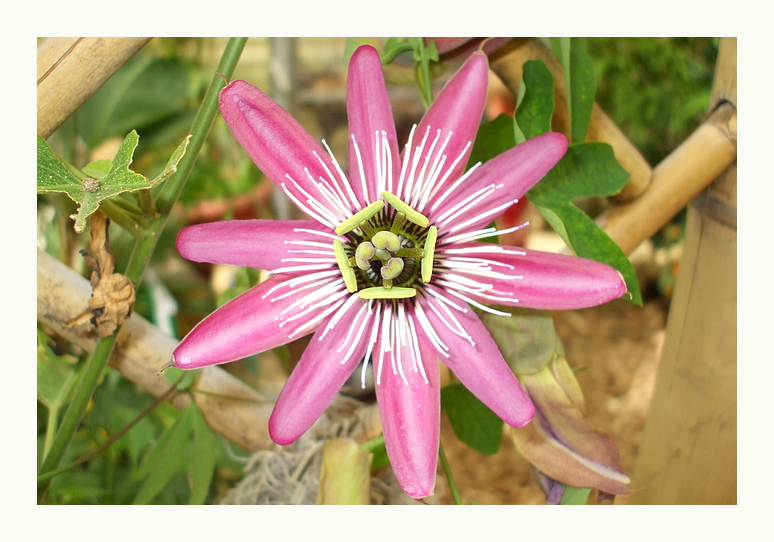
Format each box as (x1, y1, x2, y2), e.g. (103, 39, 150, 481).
(586, 37, 717, 165)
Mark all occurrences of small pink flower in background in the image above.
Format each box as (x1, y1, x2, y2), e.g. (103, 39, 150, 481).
(169, 45, 626, 499)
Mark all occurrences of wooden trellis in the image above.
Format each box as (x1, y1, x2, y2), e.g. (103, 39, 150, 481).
(36, 37, 737, 503)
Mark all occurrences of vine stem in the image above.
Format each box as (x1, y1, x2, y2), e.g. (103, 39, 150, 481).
(37, 37, 248, 501)
(439, 442, 462, 505)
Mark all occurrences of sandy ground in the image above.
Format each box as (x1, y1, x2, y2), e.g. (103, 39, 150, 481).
(435, 298, 667, 505)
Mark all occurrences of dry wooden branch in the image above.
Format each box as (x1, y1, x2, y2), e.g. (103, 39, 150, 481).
(489, 38, 653, 203)
(37, 249, 274, 452)
(37, 37, 151, 139)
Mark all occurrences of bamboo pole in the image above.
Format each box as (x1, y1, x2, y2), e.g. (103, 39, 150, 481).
(37, 249, 275, 452)
(597, 103, 736, 255)
(489, 38, 653, 203)
(37, 37, 151, 139)
(628, 37, 737, 504)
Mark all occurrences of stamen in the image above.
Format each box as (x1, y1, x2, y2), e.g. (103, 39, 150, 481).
(390, 212, 407, 234)
(421, 225, 438, 283)
(332, 239, 358, 292)
(335, 200, 385, 235)
(359, 286, 416, 299)
(381, 191, 429, 227)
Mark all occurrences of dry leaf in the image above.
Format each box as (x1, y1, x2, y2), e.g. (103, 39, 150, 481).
(65, 211, 135, 337)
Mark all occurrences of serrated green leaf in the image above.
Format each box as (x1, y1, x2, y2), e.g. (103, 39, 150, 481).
(478, 307, 558, 375)
(133, 402, 194, 504)
(467, 114, 516, 169)
(560, 485, 592, 505)
(441, 383, 503, 455)
(82, 160, 113, 180)
(528, 143, 642, 305)
(37, 330, 79, 410)
(190, 405, 216, 505)
(515, 60, 555, 140)
(37, 131, 190, 232)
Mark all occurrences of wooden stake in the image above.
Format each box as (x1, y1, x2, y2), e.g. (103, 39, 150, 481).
(37, 37, 151, 139)
(628, 37, 737, 505)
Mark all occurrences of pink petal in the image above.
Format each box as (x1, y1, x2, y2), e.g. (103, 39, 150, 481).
(176, 219, 334, 272)
(347, 45, 401, 204)
(417, 294, 535, 427)
(269, 296, 373, 444)
(172, 274, 347, 369)
(442, 242, 627, 310)
(374, 321, 440, 499)
(431, 132, 568, 232)
(219, 81, 353, 225)
(409, 51, 489, 207)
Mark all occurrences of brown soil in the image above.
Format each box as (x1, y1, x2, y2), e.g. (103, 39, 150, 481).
(436, 298, 667, 505)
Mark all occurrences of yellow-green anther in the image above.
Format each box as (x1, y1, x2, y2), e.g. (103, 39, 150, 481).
(390, 212, 407, 234)
(381, 191, 429, 227)
(333, 239, 358, 292)
(359, 286, 417, 299)
(372, 230, 400, 252)
(355, 242, 375, 271)
(335, 200, 385, 235)
(380, 257, 404, 280)
(421, 226, 438, 283)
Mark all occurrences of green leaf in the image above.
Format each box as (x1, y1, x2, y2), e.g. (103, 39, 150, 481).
(190, 405, 216, 505)
(568, 37, 596, 143)
(37, 330, 79, 411)
(360, 435, 390, 471)
(441, 383, 503, 455)
(515, 60, 555, 140)
(543, 202, 642, 305)
(529, 142, 628, 201)
(478, 307, 558, 375)
(560, 485, 592, 505)
(466, 114, 516, 169)
(163, 366, 198, 391)
(133, 402, 194, 504)
(82, 160, 113, 180)
(528, 143, 642, 305)
(37, 131, 190, 232)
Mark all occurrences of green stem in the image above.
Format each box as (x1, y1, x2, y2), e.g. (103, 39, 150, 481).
(36, 37, 248, 501)
(439, 443, 462, 505)
(99, 199, 140, 237)
(137, 189, 156, 218)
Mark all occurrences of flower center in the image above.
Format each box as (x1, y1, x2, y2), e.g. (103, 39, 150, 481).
(333, 191, 437, 299)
